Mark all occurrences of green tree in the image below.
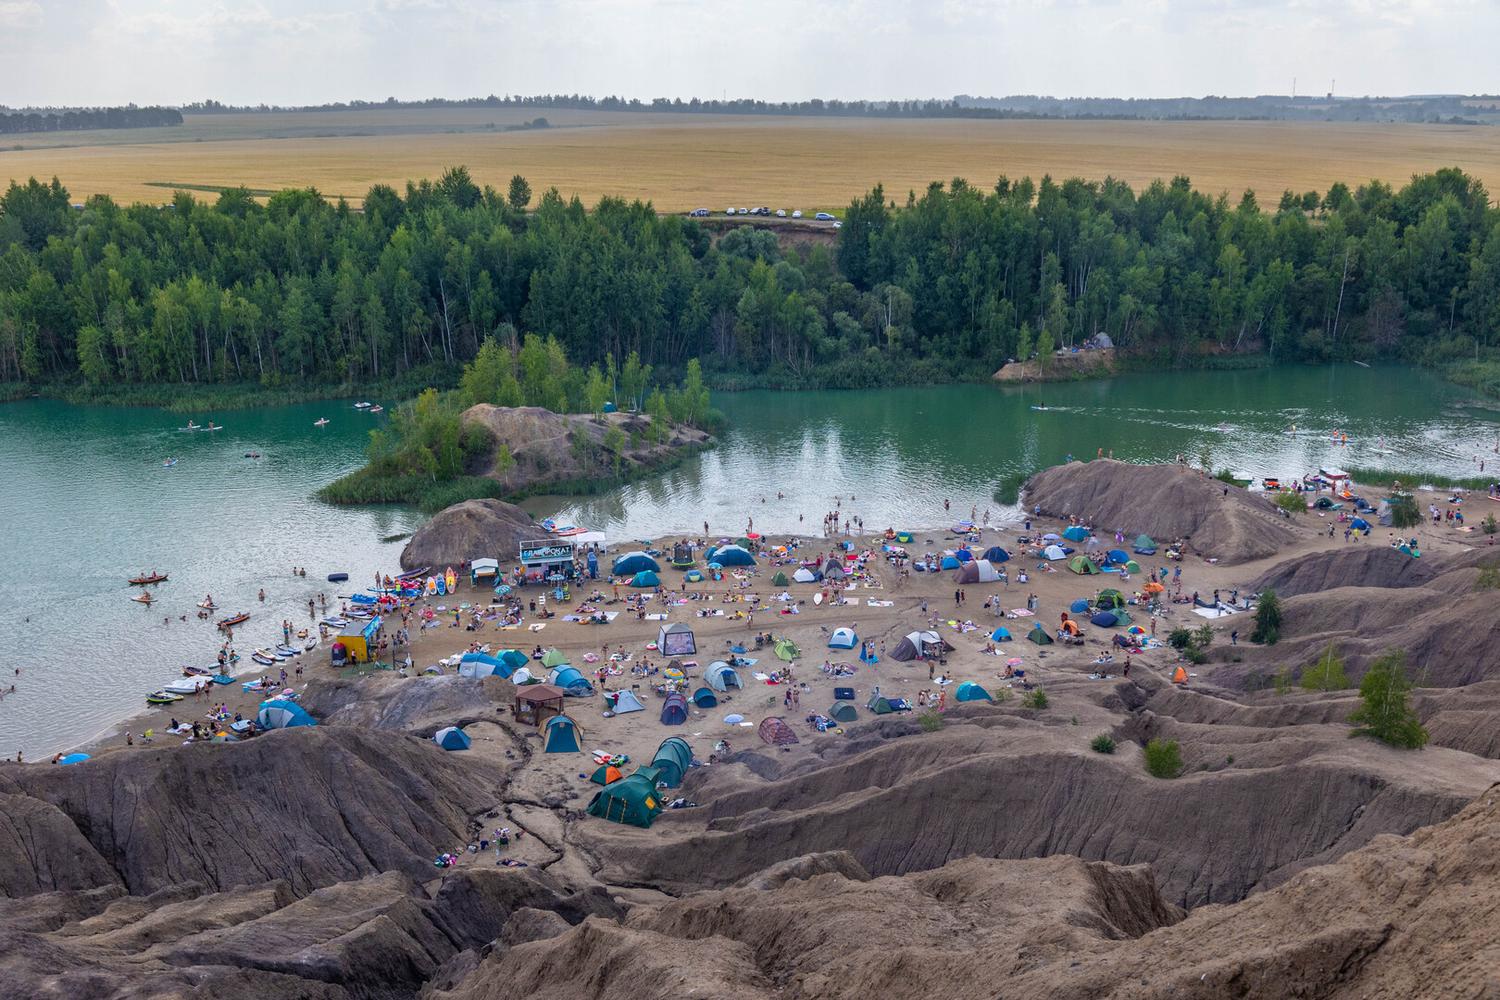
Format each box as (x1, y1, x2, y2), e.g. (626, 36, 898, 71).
(507, 174, 532, 212)
(459, 336, 510, 405)
(1301, 643, 1350, 691)
(1387, 494, 1421, 529)
(1252, 589, 1282, 645)
(583, 364, 610, 420)
(1348, 650, 1428, 749)
(602, 424, 627, 476)
(644, 387, 671, 444)
(1035, 325, 1055, 374)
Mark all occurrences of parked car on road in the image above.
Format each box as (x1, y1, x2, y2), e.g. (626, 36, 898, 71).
(815, 212, 837, 221)
(775, 209, 786, 217)
(726, 207, 736, 215)
(689, 208, 709, 217)
(791, 210, 803, 219)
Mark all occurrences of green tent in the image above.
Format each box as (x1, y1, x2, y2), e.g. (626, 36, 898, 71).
(541, 648, 569, 668)
(1068, 555, 1100, 575)
(775, 638, 801, 661)
(1133, 534, 1156, 551)
(1028, 624, 1054, 645)
(1124, 560, 1142, 574)
(771, 570, 789, 587)
(1096, 589, 1127, 610)
(651, 737, 694, 788)
(866, 694, 895, 715)
(586, 774, 663, 828)
(955, 681, 993, 702)
(1112, 610, 1133, 627)
(589, 763, 624, 785)
(828, 700, 858, 722)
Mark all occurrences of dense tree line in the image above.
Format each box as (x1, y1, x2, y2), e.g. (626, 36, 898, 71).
(0, 107, 182, 134)
(1, 167, 1497, 392)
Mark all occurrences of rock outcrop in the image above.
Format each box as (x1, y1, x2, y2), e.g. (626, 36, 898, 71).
(400, 498, 539, 570)
(1024, 459, 1302, 563)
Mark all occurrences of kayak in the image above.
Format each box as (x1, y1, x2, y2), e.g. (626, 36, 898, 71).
(146, 691, 183, 705)
(129, 572, 169, 585)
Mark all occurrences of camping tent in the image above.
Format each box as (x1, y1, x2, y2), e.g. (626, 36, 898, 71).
(823, 559, 847, 579)
(1062, 525, 1090, 542)
(657, 622, 697, 656)
(660, 691, 689, 725)
(711, 544, 756, 567)
(651, 737, 694, 787)
(758, 716, 800, 745)
(590, 764, 623, 785)
(940, 555, 961, 570)
(982, 545, 1010, 563)
(542, 714, 582, 752)
(1068, 556, 1100, 575)
(1351, 517, 1371, 532)
(612, 551, 660, 576)
(1105, 549, 1130, 565)
(547, 666, 594, 696)
(1133, 534, 1157, 554)
(828, 627, 859, 649)
(1027, 624, 1054, 645)
(990, 626, 1011, 641)
(774, 638, 801, 661)
(1090, 611, 1119, 627)
(541, 648, 570, 668)
(1069, 599, 1090, 614)
(866, 693, 895, 714)
(458, 651, 519, 679)
(257, 699, 315, 729)
(1096, 589, 1127, 610)
(828, 701, 858, 722)
(956, 560, 1000, 584)
(1043, 544, 1067, 560)
(630, 570, 660, 588)
(955, 681, 993, 703)
(586, 774, 663, 827)
(705, 662, 743, 691)
(792, 567, 820, 583)
(771, 570, 789, 586)
(889, 629, 947, 661)
(433, 726, 471, 750)
(684, 569, 705, 583)
(692, 686, 718, 707)
(1124, 560, 1142, 574)
(607, 689, 645, 713)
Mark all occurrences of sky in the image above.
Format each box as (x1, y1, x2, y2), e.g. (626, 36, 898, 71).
(0, 0, 1495, 108)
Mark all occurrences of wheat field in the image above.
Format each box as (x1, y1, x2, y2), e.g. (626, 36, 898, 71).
(4, 109, 1499, 210)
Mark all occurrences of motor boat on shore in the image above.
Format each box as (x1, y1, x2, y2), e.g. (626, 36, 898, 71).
(146, 690, 183, 705)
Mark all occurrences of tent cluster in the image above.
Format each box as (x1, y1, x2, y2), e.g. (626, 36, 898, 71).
(587, 737, 698, 827)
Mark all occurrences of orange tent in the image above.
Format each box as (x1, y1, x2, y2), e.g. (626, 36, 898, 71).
(1062, 619, 1080, 635)
(1171, 666, 1188, 684)
(590, 764, 624, 785)
(1144, 581, 1165, 594)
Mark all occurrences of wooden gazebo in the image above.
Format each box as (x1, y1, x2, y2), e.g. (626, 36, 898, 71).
(512, 684, 567, 726)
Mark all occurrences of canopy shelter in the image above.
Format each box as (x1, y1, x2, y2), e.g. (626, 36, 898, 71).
(586, 773, 663, 827)
(433, 726, 470, 750)
(612, 551, 660, 576)
(660, 691, 689, 725)
(257, 699, 316, 729)
(1062, 525, 1090, 542)
(512, 684, 566, 726)
(1068, 556, 1100, 575)
(982, 545, 1010, 563)
(705, 662, 743, 691)
(606, 689, 645, 713)
(828, 627, 859, 649)
(709, 544, 756, 567)
(656, 621, 697, 657)
(956, 559, 1000, 584)
(828, 700, 858, 722)
(335, 616, 382, 664)
(652, 736, 694, 787)
(543, 714, 582, 752)
(955, 681, 993, 702)
(469, 558, 500, 586)
(758, 716, 800, 745)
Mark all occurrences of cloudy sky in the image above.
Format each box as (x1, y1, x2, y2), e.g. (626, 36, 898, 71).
(0, 0, 1494, 107)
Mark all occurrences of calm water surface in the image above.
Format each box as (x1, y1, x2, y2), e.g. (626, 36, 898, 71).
(3, 365, 1496, 756)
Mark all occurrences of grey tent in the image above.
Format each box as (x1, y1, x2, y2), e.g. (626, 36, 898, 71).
(828, 700, 858, 722)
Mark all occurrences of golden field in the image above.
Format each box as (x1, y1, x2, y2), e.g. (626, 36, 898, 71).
(4, 109, 1500, 210)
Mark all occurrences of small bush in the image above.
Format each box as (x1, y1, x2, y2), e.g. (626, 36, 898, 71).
(1167, 627, 1193, 650)
(1483, 513, 1498, 536)
(1301, 643, 1350, 691)
(1090, 733, 1117, 754)
(1387, 493, 1421, 529)
(917, 711, 944, 732)
(1143, 738, 1183, 778)
(1274, 491, 1305, 515)
(1022, 688, 1049, 710)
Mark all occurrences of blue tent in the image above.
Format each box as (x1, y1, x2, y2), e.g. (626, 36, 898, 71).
(711, 544, 756, 567)
(433, 726, 471, 750)
(955, 681, 993, 702)
(548, 666, 594, 696)
(1351, 517, 1371, 531)
(652, 736, 694, 787)
(1069, 599, 1091, 613)
(990, 626, 1011, 642)
(257, 699, 316, 730)
(940, 556, 961, 570)
(692, 686, 718, 707)
(630, 569, 661, 588)
(1106, 549, 1131, 565)
(828, 627, 859, 649)
(612, 551, 660, 576)
(705, 662, 742, 691)
(459, 651, 523, 679)
(953, 548, 974, 562)
(684, 569, 704, 582)
(1090, 611, 1120, 627)
(660, 692, 688, 725)
(982, 546, 1010, 563)
(543, 715, 582, 752)
(1062, 525, 1090, 542)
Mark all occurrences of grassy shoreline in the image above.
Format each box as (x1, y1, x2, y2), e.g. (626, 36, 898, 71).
(1345, 466, 1495, 491)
